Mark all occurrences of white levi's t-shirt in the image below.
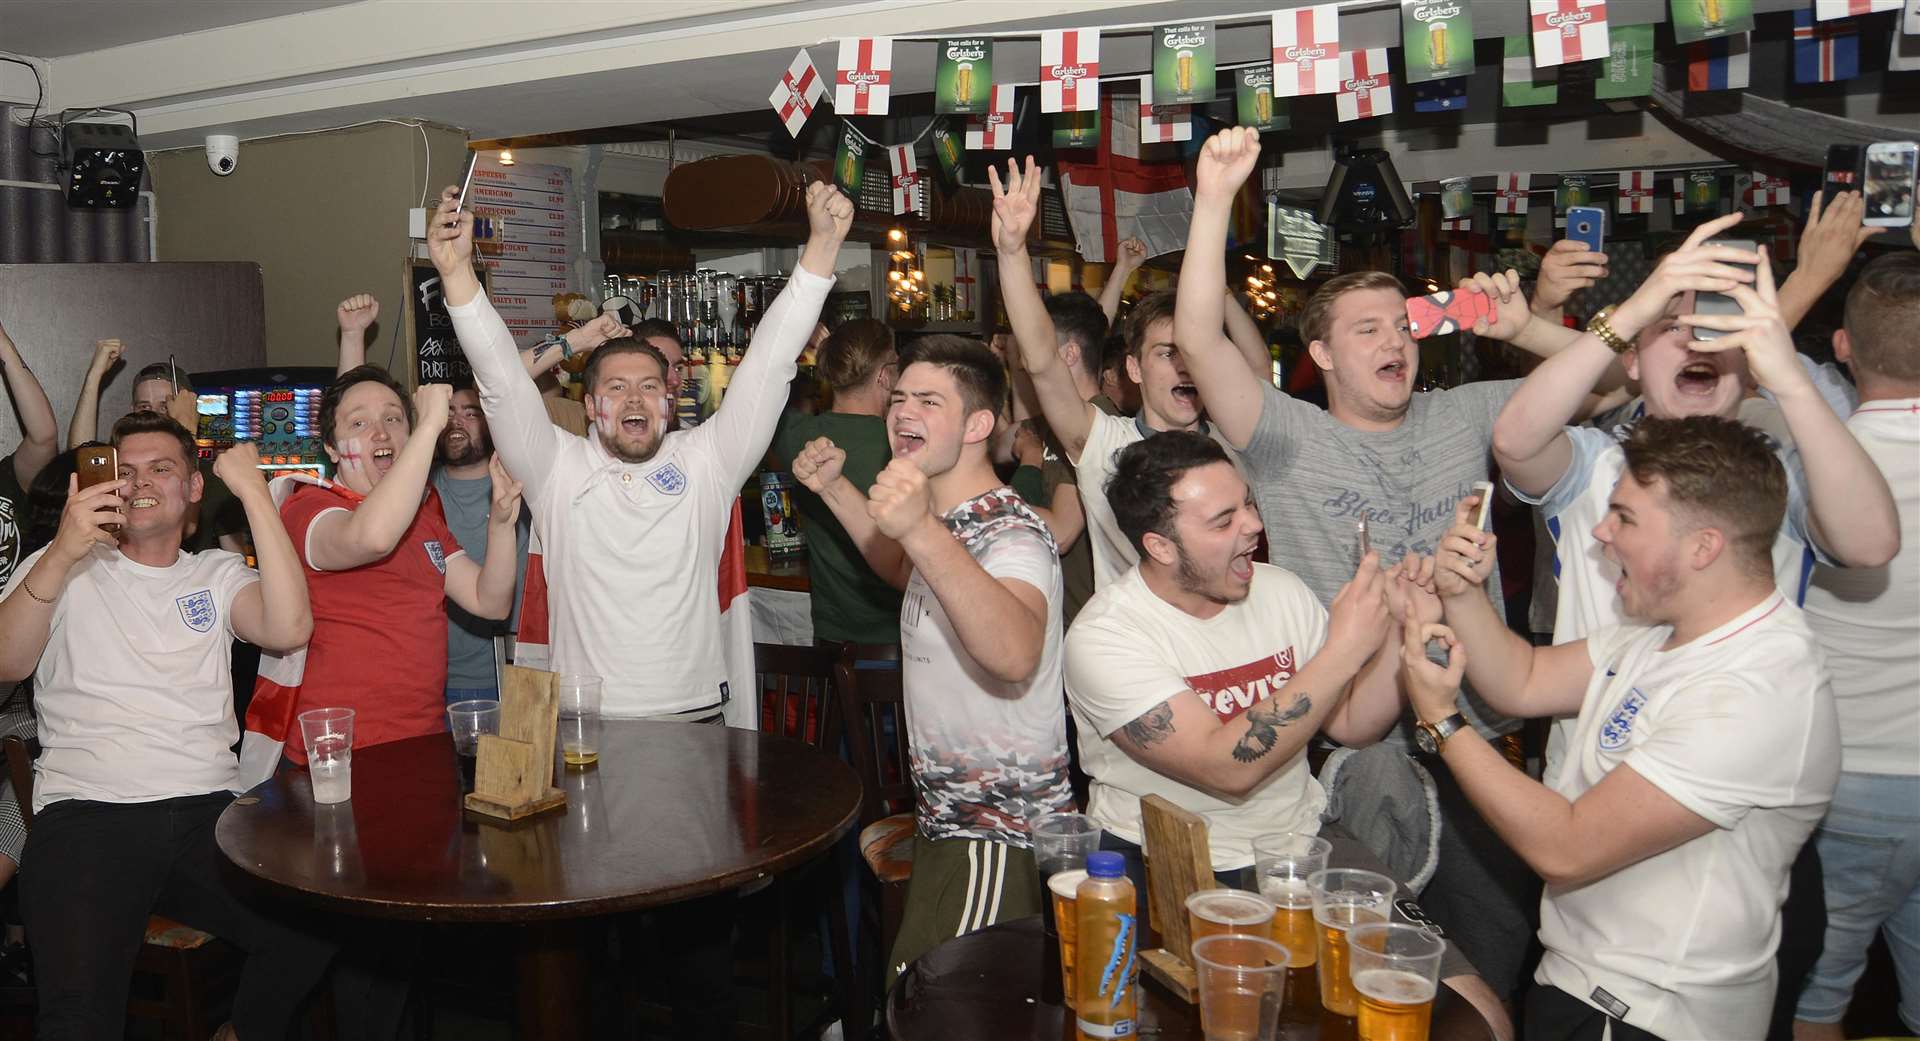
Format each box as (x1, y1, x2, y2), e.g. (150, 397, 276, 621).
(1065, 563, 1329, 871)
(1072, 411, 1244, 592)
(2, 543, 258, 811)
(1536, 593, 1840, 1041)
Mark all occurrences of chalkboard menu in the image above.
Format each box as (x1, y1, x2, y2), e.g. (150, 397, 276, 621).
(407, 259, 487, 387)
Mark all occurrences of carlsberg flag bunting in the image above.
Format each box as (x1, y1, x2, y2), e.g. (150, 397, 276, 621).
(1815, 0, 1900, 19)
(1153, 22, 1216, 105)
(887, 145, 919, 215)
(1530, 0, 1610, 67)
(1041, 28, 1102, 112)
(769, 50, 827, 138)
(935, 38, 993, 115)
(1617, 170, 1656, 214)
(1138, 75, 1193, 144)
(1336, 48, 1394, 121)
(1401, 0, 1474, 83)
(965, 85, 1017, 150)
(835, 38, 893, 116)
(1272, 5, 1342, 97)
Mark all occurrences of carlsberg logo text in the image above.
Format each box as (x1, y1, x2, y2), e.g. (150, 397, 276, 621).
(946, 44, 986, 61)
(1285, 45, 1328, 62)
(1244, 70, 1272, 87)
(1416, 3, 1462, 21)
(1051, 64, 1089, 82)
(1162, 28, 1207, 50)
(1545, 10, 1593, 28)
(849, 71, 882, 86)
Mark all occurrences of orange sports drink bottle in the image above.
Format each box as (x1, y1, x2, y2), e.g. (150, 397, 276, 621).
(1074, 853, 1138, 1041)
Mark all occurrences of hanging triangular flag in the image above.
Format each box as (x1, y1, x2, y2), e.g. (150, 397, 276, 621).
(1503, 36, 1560, 106)
(1138, 75, 1193, 144)
(1336, 48, 1395, 121)
(1748, 171, 1791, 207)
(1040, 28, 1102, 112)
(1687, 33, 1751, 90)
(887, 145, 920, 215)
(834, 38, 893, 116)
(964, 85, 1017, 150)
(769, 50, 828, 138)
(1794, 10, 1862, 83)
(1272, 4, 1342, 97)
(1815, 0, 1901, 20)
(1596, 23, 1655, 100)
(1530, 0, 1610, 67)
(1617, 170, 1656, 213)
(1495, 173, 1532, 214)
(1412, 76, 1469, 112)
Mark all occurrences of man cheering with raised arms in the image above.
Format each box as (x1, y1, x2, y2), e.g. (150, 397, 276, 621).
(428, 179, 851, 719)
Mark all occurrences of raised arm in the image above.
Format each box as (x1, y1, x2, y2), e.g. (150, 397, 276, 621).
(1682, 246, 1899, 567)
(791, 437, 910, 589)
(701, 182, 848, 489)
(0, 476, 124, 682)
(1529, 239, 1610, 328)
(64, 337, 122, 451)
(430, 186, 564, 507)
(989, 158, 1098, 461)
(1777, 191, 1882, 331)
(303, 383, 452, 572)
(1097, 237, 1147, 324)
(1176, 129, 1268, 450)
(523, 315, 627, 382)
(218, 443, 312, 652)
(0, 323, 57, 485)
(335, 294, 378, 376)
(441, 455, 523, 620)
(1100, 562, 1388, 799)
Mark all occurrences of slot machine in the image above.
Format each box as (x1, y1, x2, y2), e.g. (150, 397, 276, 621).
(190, 367, 335, 479)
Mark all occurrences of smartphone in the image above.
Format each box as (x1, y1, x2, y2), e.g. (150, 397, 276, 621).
(1565, 206, 1606, 252)
(1355, 517, 1371, 565)
(1470, 480, 1495, 532)
(452, 151, 481, 218)
(1863, 141, 1918, 228)
(75, 445, 122, 534)
(1692, 239, 1757, 340)
(1823, 144, 1863, 202)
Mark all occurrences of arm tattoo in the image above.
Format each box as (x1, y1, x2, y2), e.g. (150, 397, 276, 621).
(1231, 692, 1312, 764)
(1119, 701, 1177, 750)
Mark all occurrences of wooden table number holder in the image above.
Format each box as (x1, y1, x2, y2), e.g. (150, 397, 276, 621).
(1138, 794, 1220, 1005)
(464, 665, 567, 821)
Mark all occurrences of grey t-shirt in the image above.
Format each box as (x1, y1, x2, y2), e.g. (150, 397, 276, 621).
(431, 469, 531, 691)
(1242, 380, 1522, 744)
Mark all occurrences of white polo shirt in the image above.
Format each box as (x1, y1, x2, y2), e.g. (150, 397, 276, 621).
(2, 543, 257, 811)
(1536, 593, 1840, 1041)
(1066, 563, 1329, 871)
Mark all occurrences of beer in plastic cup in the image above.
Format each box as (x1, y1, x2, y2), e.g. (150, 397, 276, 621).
(1049, 868, 1087, 1010)
(557, 675, 602, 766)
(1252, 833, 1331, 969)
(1192, 933, 1290, 1041)
(1186, 889, 1276, 962)
(1032, 812, 1101, 938)
(1308, 868, 1397, 1017)
(299, 707, 355, 805)
(1348, 922, 1445, 1041)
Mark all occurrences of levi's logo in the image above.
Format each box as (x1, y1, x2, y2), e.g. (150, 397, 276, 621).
(1186, 649, 1297, 722)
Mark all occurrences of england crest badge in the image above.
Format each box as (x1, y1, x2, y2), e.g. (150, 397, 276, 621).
(647, 463, 688, 496)
(1597, 687, 1648, 752)
(424, 540, 448, 574)
(176, 590, 217, 633)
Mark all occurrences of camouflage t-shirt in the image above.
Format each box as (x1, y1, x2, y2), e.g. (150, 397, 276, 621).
(902, 486, 1073, 847)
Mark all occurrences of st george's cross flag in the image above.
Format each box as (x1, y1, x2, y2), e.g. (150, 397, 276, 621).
(1272, 4, 1343, 96)
(1058, 95, 1194, 263)
(887, 145, 920, 215)
(1794, 10, 1861, 83)
(1040, 28, 1102, 112)
(835, 38, 894, 115)
(1749, 171, 1791, 207)
(769, 50, 827, 138)
(1687, 33, 1751, 90)
(1815, 0, 1901, 19)
(1530, 0, 1610, 67)
(1617, 170, 1656, 213)
(965, 85, 1017, 150)
(1495, 173, 1532, 214)
(1138, 75, 1193, 144)
(1335, 48, 1394, 121)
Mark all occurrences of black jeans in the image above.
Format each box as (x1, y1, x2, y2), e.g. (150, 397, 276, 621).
(1525, 984, 1666, 1041)
(21, 793, 333, 1041)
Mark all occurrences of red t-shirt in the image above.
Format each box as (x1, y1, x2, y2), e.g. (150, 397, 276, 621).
(282, 484, 463, 761)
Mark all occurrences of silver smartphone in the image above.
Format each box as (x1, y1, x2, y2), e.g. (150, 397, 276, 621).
(452, 151, 480, 218)
(1470, 481, 1495, 532)
(1355, 517, 1371, 565)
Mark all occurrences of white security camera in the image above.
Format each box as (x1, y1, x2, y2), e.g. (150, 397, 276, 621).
(205, 135, 239, 177)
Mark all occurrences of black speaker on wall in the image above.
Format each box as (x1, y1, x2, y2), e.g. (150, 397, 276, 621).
(63, 121, 145, 209)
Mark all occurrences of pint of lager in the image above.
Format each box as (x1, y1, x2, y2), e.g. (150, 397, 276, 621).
(955, 62, 974, 108)
(1259, 877, 1319, 968)
(1308, 869, 1397, 1018)
(1347, 922, 1446, 1041)
(1049, 868, 1088, 1010)
(1254, 85, 1273, 125)
(1428, 22, 1448, 70)
(1177, 50, 1195, 94)
(1184, 890, 1275, 962)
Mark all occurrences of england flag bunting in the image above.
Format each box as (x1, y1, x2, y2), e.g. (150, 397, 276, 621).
(1442, 215, 1472, 231)
(1495, 173, 1532, 214)
(835, 37, 894, 116)
(965, 85, 1017, 150)
(1814, 0, 1900, 19)
(888, 144, 920, 215)
(1687, 33, 1751, 90)
(1793, 10, 1861, 83)
(1139, 75, 1193, 144)
(769, 50, 828, 138)
(1040, 28, 1101, 113)
(1272, 4, 1342, 97)
(1530, 0, 1610, 67)
(1335, 48, 1394, 122)
(1617, 170, 1655, 214)
(1672, 177, 1687, 214)
(1749, 172, 1791, 207)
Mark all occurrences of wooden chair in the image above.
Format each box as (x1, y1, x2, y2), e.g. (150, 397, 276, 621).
(831, 643, 913, 1030)
(750, 643, 858, 1041)
(2, 735, 243, 1040)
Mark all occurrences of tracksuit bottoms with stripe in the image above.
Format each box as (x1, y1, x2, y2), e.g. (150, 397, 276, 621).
(886, 832, 1042, 986)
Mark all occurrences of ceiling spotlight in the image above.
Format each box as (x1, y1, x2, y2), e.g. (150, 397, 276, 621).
(498, 149, 515, 166)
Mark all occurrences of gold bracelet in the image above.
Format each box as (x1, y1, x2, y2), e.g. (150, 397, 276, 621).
(19, 579, 54, 605)
(1588, 307, 1631, 354)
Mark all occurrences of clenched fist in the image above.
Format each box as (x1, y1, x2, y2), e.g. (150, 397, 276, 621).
(790, 437, 846, 493)
(90, 338, 124, 372)
(867, 458, 933, 541)
(213, 442, 269, 500)
(413, 382, 453, 438)
(337, 294, 379, 335)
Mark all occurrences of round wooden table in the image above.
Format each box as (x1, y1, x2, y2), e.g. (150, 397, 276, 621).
(216, 719, 861, 1038)
(887, 916, 1497, 1041)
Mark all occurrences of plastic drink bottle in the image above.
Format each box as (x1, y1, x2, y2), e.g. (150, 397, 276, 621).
(1075, 851, 1138, 1040)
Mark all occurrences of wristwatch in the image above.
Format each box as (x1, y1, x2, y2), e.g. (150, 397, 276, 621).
(1587, 306, 1631, 354)
(1413, 713, 1467, 755)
